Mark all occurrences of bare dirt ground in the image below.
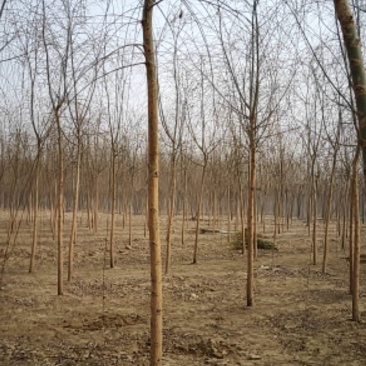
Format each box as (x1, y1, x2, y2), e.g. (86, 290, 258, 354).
(1, 212, 366, 366)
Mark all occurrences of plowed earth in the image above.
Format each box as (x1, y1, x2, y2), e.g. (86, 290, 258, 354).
(1, 213, 366, 365)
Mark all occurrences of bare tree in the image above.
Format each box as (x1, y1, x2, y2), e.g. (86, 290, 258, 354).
(41, 0, 73, 295)
(142, 0, 163, 364)
(216, 0, 285, 306)
(159, 16, 185, 274)
(322, 104, 341, 273)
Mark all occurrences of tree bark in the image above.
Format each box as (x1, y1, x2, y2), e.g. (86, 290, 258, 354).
(55, 107, 64, 296)
(247, 132, 256, 307)
(181, 162, 187, 246)
(334, 0, 366, 182)
(68, 140, 81, 280)
(109, 152, 116, 268)
(93, 175, 99, 234)
(192, 157, 207, 264)
(227, 184, 231, 244)
(352, 148, 361, 321)
(349, 174, 354, 295)
(142, 1, 163, 364)
(311, 169, 317, 265)
(165, 155, 177, 275)
(29, 155, 40, 273)
(322, 146, 338, 273)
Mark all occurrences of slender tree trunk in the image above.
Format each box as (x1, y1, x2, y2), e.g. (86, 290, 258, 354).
(274, 188, 279, 243)
(349, 175, 354, 295)
(87, 188, 92, 229)
(341, 191, 347, 249)
(142, 1, 163, 364)
(145, 193, 148, 238)
(109, 153, 116, 268)
(253, 188, 257, 259)
(213, 190, 217, 231)
(53, 180, 58, 239)
(279, 159, 284, 234)
(322, 150, 338, 273)
(48, 184, 55, 238)
(193, 159, 207, 264)
(29, 155, 40, 273)
(129, 201, 133, 246)
(247, 134, 256, 307)
(337, 198, 341, 236)
(307, 181, 311, 236)
(235, 195, 240, 232)
(352, 148, 361, 321)
(93, 175, 99, 234)
(165, 155, 177, 275)
(227, 184, 231, 244)
(181, 165, 187, 246)
(239, 184, 246, 254)
(68, 142, 81, 280)
(261, 190, 266, 233)
(56, 110, 64, 296)
(312, 172, 317, 265)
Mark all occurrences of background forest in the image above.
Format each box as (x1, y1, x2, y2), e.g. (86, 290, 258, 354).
(1, 1, 366, 365)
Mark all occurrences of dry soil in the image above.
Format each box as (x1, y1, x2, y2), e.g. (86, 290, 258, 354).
(1, 212, 366, 365)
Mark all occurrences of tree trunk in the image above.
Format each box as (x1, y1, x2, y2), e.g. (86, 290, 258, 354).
(109, 153, 116, 268)
(247, 134, 256, 307)
(227, 184, 231, 244)
(312, 171, 317, 265)
(341, 191, 347, 249)
(352, 148, 361, 321)
(240, 190, 246, 255)
(129, 201, 133, 246)
(334, 0, 366, 182)
(192, 158, 207, 264)
(165, 155, 177, 275)
(68, 141, 81, 280)
(142, 1, 163, 364)
(213, 190, 217, 231)
(93, 175, 99, 234)
(181, 165, 187, 246)
(56, 109, 64, 296)
(29, 155, 40, 273)
(349, 175, 354, 295)
(322, 150, 338, 273)
(253, 187, 257, 259)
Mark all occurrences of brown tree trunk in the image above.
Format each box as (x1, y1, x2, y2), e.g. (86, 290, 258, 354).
(322, 149, 338, 273)
(129, 201, 133, 246)
(68, 142, 81, 280)
(142, 1, 163, 364)
(227, 184, 231, 244)
(192, 157, 207, 264)
(93, 175, 99, 234)
(109, 153, 116, 268)
(312, 172, 317, 265)
(247, 133, 256, 307)
(341, 190, 347, 249)
(165, 155, 177, 274)
(55, 108, 64, 296)
(334, 0, 366, 182)
(29, 155, 40, 273)
(181, 165, 187, 246)
(240, 188, 246, 255)
(349, 175, 354, 295)
(352, 148, 361, 321)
